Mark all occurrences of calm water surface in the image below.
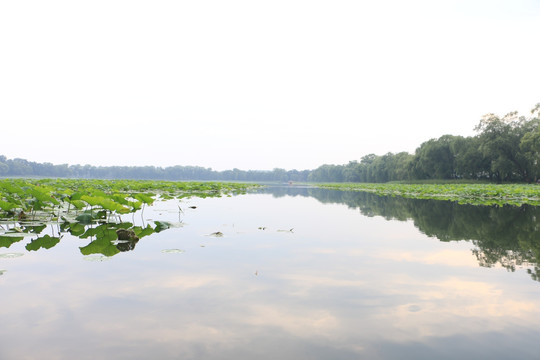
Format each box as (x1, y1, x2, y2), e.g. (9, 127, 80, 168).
(1, 186, 540, 359)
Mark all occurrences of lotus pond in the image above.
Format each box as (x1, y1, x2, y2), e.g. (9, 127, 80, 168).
(1, 180, 540, 359)
(319, 182, 540, 206)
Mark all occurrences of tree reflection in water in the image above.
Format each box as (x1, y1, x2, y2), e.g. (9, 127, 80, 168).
(258, 186, 540, 282)
(2, 185, 539, 282)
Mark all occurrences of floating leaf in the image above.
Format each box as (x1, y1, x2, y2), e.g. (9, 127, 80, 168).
(21, 224, 47, 234)
(75, 213, 95, 224)
(161, 249, 185, 254)
(83, 255, 111, 262)
(79, 224, 121, 256)
(80, 239, 120, 257)
(63, 222, 86, 236)
(25, 235, 61, 251)
(154, 221, 171, 232)
(80, 224, 118, 240)
(134, 225, 155, 238)
(0, 235, 24, 248)
(0, 253, 24, 258)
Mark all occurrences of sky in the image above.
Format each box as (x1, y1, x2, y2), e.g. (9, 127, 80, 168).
(1, 0, 539, 171)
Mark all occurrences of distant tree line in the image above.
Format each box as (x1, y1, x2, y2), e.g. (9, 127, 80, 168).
(0, 155, 310, 182)
(1, 103, 538, 183)
(308, 104, 540, 183)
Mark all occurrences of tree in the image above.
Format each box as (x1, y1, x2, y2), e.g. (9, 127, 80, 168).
(452, 136, 490, 179)
(519, 104, 540, 182)
(413, 135, 459, 179)
(475, 111, 539, 182)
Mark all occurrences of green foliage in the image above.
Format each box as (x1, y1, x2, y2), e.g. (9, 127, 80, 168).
(132, 193, 155, 205)
(25, 235, 60, 251)
(0, 178, 258, 257)
(154, 221, 171, 232)
(318, 183, 540, 206)
(474, 111, 539, 182)
(0, 200, 16, 212)
(308, 103, 540, 183)
(75, 213, 96, 224)
(0, 157, 311, 182)
(0, 235, 24, 248)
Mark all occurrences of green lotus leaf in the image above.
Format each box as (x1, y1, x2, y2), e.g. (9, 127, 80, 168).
(80, 195, 103, 207)
(116, 222, 134, 229)
(132, 193, 155, 205)
(0, 200, 16, 212)
(134, 225, 155, 238)
(25, 235, 60, 251)
(0, 182, 25, 196)
(80, 238, 120, 257)
(111, 194, 129, 205)
(63, 222, 86, 236)
(75, 213, 95, 224)
(129, 200, 143, 211)
(80, 195, 130, 213)
(21, 224, 47, 234)
(154, 221, 171, 232)
(79, 224, 117, 241)
(69, 192, 85, 201)
(0, 235, 24, 248)
(28, 187, 59, 205)
(68, 199, 87, 210)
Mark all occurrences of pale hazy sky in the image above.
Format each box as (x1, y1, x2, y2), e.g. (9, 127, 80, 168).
(1, 0, 539, 171)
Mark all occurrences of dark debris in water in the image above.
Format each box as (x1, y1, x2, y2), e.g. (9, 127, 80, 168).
(208, 231, 224, 237)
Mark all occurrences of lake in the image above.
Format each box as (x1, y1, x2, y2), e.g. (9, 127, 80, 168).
(1, 185, 540, 359)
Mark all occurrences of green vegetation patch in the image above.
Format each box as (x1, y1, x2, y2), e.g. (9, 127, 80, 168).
(0, 178, 257, 222)
(0, 178, 259, 257)
(318, 183, 540, 206)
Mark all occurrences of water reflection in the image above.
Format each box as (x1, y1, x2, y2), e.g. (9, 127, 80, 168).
(257, 186, 540, 282)
(1, 186, 540, 359)
(1, 185, 539, 281)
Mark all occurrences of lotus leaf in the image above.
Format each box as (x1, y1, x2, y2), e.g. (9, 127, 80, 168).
(26, 235, 61, 251)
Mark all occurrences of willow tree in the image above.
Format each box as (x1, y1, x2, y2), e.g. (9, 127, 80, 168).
(475, 109, 539, 182)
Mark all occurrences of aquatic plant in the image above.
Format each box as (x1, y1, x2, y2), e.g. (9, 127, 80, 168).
(0, 178, 258, 257)
(317, 183, 540, 206)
